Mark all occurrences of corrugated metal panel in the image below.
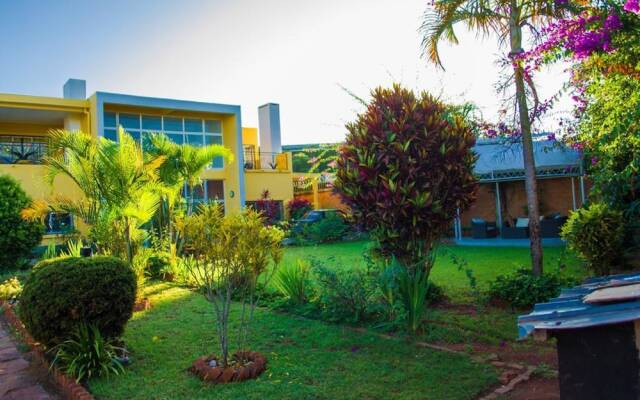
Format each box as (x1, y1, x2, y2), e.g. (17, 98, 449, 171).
(518, 273, 640, 339)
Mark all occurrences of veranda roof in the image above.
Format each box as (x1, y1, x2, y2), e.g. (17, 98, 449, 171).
(474, 138, 583, 182)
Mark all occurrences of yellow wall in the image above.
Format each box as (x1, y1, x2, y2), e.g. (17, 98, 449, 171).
(245, 170, 294, 202)
(242, 127, 258, 147)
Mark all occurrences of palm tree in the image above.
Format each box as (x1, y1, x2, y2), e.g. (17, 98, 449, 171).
(24, 128, 165, 263)
(421, 0, 569, 275)
(145, 133, 233, 216)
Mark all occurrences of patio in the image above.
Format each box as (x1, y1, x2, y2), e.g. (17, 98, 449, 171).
(453, 137, 586, 242)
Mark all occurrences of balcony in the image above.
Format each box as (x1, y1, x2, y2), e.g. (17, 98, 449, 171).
(0, 136, 48, 164)
(243, 149, 289, 171)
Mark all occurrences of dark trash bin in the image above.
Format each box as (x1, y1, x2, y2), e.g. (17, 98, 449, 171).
(518, 273, 640, 400)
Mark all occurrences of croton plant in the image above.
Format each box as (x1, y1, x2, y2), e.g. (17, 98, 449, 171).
(334, 84, 478, 268)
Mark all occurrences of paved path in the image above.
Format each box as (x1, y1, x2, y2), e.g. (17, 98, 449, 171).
(0, 323, 55, 400)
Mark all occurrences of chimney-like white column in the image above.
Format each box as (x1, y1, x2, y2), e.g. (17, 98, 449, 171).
(63, 79, 86, 100)
(258, 103, 282, 169)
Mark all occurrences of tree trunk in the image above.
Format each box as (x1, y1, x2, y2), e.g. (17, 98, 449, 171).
(509, 1, 543, 276)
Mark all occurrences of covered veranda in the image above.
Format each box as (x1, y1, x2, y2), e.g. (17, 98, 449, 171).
(453, 138, 586, 245)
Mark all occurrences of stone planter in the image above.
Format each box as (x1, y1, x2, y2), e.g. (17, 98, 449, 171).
(189, 351, 267, 383)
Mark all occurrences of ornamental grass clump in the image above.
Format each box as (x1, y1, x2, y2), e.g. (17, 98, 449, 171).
(334, 84, 477, 333)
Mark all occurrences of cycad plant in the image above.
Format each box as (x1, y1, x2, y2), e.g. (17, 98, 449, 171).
(420, 0, 573, 275)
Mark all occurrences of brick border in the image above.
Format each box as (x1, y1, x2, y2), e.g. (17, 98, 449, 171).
(0, 302, 95, 400)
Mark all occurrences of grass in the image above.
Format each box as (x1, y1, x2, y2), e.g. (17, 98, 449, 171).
(89, 282, 497, 400)
(282, 241, 585, 300)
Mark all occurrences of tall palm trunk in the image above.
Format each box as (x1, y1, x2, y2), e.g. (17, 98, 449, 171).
(509, 1, 543, 276)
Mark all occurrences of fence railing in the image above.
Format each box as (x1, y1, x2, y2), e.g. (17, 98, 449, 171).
(293, 176, 334, 194)
(243, 150, 289, 171)
(0, 136, 49, 164)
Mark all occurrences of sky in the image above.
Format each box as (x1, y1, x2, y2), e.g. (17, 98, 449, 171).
(0, 0, 571, 145)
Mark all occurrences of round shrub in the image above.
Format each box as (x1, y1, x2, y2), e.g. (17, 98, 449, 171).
(19, 256, 136, 347)
(561, 203, 624, 276)
(0, 174, 43, 270)
(488, 267, 569, 309)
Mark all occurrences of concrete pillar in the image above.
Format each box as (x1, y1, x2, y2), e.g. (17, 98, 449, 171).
(258, 103, 282, 169)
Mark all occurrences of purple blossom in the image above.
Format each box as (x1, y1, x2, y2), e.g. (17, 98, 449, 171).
(624, 0, 640, 14)
(547, 133, 557, 142)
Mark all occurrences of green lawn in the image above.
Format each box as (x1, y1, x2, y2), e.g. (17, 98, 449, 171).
(282, 241, 585, 300)
(89, 282, 497, 400)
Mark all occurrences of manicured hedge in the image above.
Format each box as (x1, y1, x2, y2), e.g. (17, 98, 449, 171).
(20, 256, 136, 347)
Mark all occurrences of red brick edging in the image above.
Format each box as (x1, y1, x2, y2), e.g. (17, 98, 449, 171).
(1, 302, 95, 400)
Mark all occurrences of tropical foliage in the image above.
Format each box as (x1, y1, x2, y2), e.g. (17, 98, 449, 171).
(334, 84, 477, 332)
(421, 0, 574, 275)
(175, 204, 284, 367)
(51, 323, 125, 383)
(286, 198, 313, 220)
(0, 174, 43, 270)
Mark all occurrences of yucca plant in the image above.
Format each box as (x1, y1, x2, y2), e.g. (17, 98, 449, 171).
(274, 260, 310, 305)
(41, 242, 58, 260)
(50, 323, 125, 383)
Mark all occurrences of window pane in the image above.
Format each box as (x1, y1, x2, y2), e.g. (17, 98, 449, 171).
(119, 113, 140, 129)
(205, 135, 223, 145)
(212, 156, 224, 168)
(186, 134, 203, 146)
(46, 212, 73, 233)
(164, 117, 182, 131)
(185, 183, 205, 200)
(184, 119, 203, 133)
(206, 180, 224, 201)
(141, 115, 162, 130)
(204, 120, 222, 133)
(104, 112, 116, 127)
(104, 129, 118, 142)
(168, 133, 184, 144)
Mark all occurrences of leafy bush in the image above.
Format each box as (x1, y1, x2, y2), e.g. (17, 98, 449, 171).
(312, 261, 377, 323)
(148, 252, 173, 280)
(20, 256, 136, 347)
(334, 84, 477, 265)
(0, 277, 22, 301)
(488, 268, 568, 309)
(561, 203, 624, 275)
(301, 212, 349, 244)
(0, 174, 43, 270)
(51, 323, 125, 383)
(274, 260, 311, 305)
(287, 198, 313, 220)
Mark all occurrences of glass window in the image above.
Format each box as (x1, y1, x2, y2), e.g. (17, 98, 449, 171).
(104, 112, 116, 127)
(184, 119, 203, 133)
(206, 180, 224, 201)
(204, 120, 222, 133)
(119, 113, 140, 130)
(104, 129, 118, 142)
(141, 115, 162, 130)
(163, 117, 182, 131)
(186, 134, 203, 146)
(184, 184, 205, 201)
(168, 133, 184, 144)
(45, 212, 73, 233)
(205, 135, 223, 145)
(212, 156, 224, 169)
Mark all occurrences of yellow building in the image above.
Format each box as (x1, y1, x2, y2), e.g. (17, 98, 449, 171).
(0, 79, 294, 241)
